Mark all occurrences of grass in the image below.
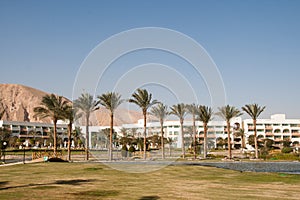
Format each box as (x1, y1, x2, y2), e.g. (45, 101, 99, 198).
(0, 162, 300, 199)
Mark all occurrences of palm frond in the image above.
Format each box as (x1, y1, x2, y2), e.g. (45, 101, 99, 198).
(150, 103, 169, 121)
(74, 92, 98, 117)
(170, 103, 187, 119)
(129, 88, 158, 111)
(197, 105, 213, 123)
(216, 105, 242, 121)
(97, 92, 123, 113)
(242, 103, 266, 120)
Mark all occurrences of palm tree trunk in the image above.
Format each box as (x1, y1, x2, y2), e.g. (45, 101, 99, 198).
(203, 122, 208, 159)
(143, 110, 147, 160)
(254, 119, 258, 159)
(160, 120, 164, 159)
(85, 115, 89, 160)
(227, 121, 232, 159)
(192, 115, 196, 159)
(180, 118, 185, 159)
(67, 122, 72, 161)
(109, 113, 113, 161)
(53, 119, 57, 157)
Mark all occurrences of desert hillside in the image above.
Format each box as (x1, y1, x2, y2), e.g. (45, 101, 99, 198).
(0, 84, 143, 126)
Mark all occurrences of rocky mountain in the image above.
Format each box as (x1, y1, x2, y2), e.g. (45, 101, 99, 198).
(0, 84, 143, 126)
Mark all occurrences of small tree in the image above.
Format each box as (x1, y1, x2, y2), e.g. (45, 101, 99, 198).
(217, 105, 242, 159)
(242, 104, 266, 159)
(197, 105, 213, 159)
(282, 139, 292, 148)
(234, 128, 245, 149)
(187, 104, 198, 159)
(150, 103, 169, 159)
(170, 103, 188, 159)
(63, 104, 80, 161)
(74, 93, 98, 160)
(34, 94, 68, 157)
(129, 88, 158, 159)
(97, 92, 123, 161)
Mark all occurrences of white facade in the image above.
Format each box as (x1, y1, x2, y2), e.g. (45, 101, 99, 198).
(0, 120, 68, 139)
(2, 114, 300, 149)
(121, 117, 243, 148)
(243, 114, 300, 146)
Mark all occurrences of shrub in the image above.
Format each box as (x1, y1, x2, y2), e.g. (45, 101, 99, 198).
(270, 153, 299, 161)
(281, 147, 293, 154)
(259, 147, 269, 160)
(128, 146, 135, 153)
(121, 145, 128, 158)
(206, 154, 216, 158)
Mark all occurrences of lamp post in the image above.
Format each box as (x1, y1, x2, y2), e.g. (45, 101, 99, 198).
(23, 142, 26, 164)
(2, 141, 7, 163)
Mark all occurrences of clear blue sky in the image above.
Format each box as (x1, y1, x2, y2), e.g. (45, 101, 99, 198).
(1, 0, 300, 118)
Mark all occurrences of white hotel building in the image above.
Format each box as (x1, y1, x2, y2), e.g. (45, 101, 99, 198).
(1, 114, 300, 149)
(82, 114, 300, 149)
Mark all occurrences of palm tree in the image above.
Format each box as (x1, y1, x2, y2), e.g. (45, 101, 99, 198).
(120, 127, 128, 137)
(170, 103, 187, 158)
(72, 126, 82, 148)
(150, 103, 169, 159)
(242, 104, 266, 159)
(129, 88, 158, 159)
(187, 104, 198, 159)
(217, 105, 242, 159)
(234, 128, 246, 149)
(63, 104, 80, 161)
(166, 137, 173, 157)
(74, 93, 97, 160)
(97, 92, 123, 161)
(34, 94, 68, 157)
(197, 105, 213, 159)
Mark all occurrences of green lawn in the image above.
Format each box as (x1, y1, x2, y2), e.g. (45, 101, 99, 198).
(0, 162, 300, 199)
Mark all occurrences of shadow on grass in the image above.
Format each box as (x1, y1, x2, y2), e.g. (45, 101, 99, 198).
(0, 181, 9, 187)
(72, 189, 119, 197)
(139, 195, 160, 200)
(0, 179, 96, 191)
(54, 179, 96, 185)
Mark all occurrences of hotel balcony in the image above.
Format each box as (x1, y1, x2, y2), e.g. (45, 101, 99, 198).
(265, 126, 273, 130)
(274, 138, 282, 142)
(265, 132, 274, 136)
(292, 133, 300, 137)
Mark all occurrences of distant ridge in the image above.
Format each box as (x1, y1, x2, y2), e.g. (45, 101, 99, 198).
(0, 83, 142, 126)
